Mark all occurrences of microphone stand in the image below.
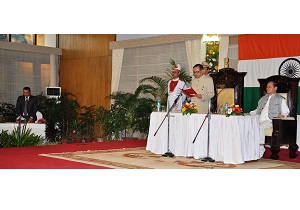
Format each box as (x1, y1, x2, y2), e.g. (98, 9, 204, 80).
(154, 93, 182, 158)
(192, 86, 226, 162)
(192, 98, 215, 162)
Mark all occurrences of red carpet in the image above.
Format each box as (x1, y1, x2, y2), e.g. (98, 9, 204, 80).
(263, 146, 300, 163)
(0, 140, 147, 169)
(1, 140, 299, 168)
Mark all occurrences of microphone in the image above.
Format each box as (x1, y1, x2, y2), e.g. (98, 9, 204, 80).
(174, 93, 182, 103)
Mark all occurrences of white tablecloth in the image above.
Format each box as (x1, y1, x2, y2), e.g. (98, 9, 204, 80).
(146, 112, 260, 164)
(0, 123, 46, 138)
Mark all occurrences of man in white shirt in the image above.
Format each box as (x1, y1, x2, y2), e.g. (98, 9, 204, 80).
(167, 64, 186, 112)
(250, 81, 290, 158)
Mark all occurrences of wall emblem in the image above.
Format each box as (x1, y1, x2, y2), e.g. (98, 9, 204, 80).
(278, 58, 300, 78)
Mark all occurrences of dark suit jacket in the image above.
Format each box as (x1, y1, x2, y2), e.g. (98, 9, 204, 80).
(16, 95, 38, 122)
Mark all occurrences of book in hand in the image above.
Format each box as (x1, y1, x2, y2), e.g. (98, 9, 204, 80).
(182, 87, 197, 97)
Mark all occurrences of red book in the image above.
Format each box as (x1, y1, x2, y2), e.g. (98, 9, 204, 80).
(182, 88, 197, 97)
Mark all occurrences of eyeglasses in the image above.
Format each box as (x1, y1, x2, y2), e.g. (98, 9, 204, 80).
(193, 71, 200, 74)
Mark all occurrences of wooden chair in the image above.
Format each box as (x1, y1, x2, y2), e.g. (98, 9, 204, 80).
(258, 75, 300, 159)
(210, 68, 247, 113)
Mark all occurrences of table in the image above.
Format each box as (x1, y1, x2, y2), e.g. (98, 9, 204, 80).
(146, 112, 260, 164)
(0, 123, 46, 138)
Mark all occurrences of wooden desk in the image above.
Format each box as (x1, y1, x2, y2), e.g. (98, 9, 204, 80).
(146, 112, 260, 164)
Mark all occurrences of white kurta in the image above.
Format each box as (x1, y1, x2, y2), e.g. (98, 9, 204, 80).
(250, 94, 290, 144)
(167, 79, 186, 112)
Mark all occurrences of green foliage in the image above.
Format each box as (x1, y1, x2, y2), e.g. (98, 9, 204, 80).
(37, 92, 80, 141)
(0, 100, 17, 122)
(0, 124, 45, 148)
(57, 92, 80, 138)
(206, 42, 220, 74)
(107, 85, 155, 139)
(79, 105, 96, 138)
(95, 106, 110, 138)
(139, 58, 192, 107)
(37, 93, 59, 142)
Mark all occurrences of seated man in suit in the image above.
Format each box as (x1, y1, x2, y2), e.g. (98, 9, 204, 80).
(16, 86, 38, 123)
(249, 81, 290, 158)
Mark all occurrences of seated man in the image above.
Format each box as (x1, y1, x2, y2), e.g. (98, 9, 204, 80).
(249, 81, 290, 158)
(167, 64, 186, 112)
(16, 86, 38, 123)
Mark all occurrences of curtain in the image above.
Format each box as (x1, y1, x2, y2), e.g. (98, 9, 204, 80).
(185, 39, 203, 74)
(111, 48, 124, 95)
(218, 36, 229, 70)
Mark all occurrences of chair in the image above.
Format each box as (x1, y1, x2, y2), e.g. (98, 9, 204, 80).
(35, 111, 43, 123)
(258, 75, 300, 159)
(210, 68, 247, 113)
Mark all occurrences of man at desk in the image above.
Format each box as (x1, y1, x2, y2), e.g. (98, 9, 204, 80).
(249, 81, 290, 158)
(190, 64, 215, 114)
(16, 86, 38, 123)
(167, 64, 186, 112)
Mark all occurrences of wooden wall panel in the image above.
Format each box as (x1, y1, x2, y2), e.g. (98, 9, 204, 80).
(59, 34, 115, 109)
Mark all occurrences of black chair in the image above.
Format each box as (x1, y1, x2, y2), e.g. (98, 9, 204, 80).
(258, 75, 300, 160)
(210, 68, 247, 113)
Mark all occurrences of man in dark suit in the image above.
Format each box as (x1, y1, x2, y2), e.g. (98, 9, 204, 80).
(16, 86, 38, 123)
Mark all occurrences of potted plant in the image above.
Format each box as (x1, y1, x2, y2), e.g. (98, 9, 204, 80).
(139, 58, 192, 108)
(79, 105, 96, 143)
(109, 85, 155, 139)
(72, 119, 83, 143)
(56, 92, 80, 144)
(95, 106, 110, 142)
(37, 93, 60, 143)
(0, 100, 17, 122)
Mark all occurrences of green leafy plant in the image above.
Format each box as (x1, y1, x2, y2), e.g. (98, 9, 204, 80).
(108, 85, 155, 139)
(139, 58, 192, 108)
(79, 105, 96, 138)
(0, 100, 17, 122)
(56, 92, 80, 139)
(95, 106, 110, 138)
(37, 93, 60, 142)
(0, 124, 45, 148)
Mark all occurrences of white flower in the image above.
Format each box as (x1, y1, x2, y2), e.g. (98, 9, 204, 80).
(227, 108, 233, 114)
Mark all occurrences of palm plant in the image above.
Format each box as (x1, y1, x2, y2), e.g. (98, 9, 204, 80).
(108, 85, 155, 139)
(139, 58, 192, 108)
(37, 93, 60, 142)
(56, 92, 80, 139)
(79, 105, 96, 138)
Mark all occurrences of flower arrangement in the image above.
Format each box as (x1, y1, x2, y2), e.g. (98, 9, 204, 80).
(225, 104, 243, 117)
(206, 41, 219, 74)
(181, 102, 198, 115)
(37, 118, 47, 124)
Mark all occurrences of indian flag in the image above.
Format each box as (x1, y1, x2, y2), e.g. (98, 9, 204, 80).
(238, 34, 300, 148)
(238, 34, 300, 113)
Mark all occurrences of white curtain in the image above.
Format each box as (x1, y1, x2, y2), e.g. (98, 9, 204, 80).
(111, 48, 124, 95)
(185, 39, 203, 74)
(218, 36, 229, 69)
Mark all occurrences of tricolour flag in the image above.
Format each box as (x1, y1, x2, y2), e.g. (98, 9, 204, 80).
(238, 34, 300, 113)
